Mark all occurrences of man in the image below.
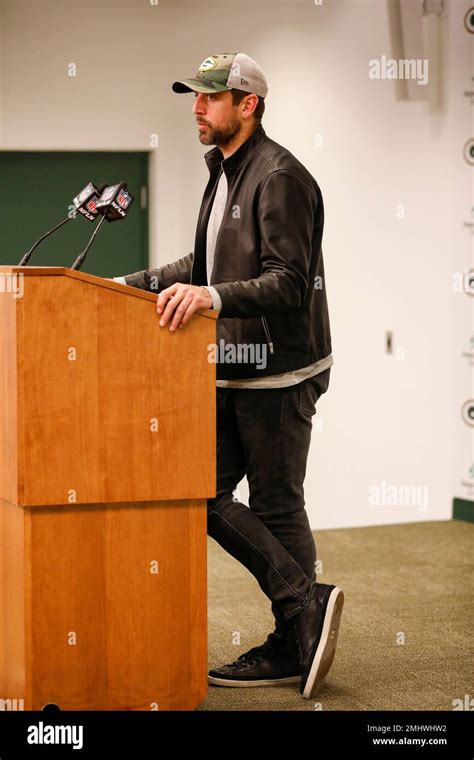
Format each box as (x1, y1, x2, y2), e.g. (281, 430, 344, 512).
(113, 52, 344, 700)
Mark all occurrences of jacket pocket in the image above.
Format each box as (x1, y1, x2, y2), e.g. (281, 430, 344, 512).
(261, 316, 275, 355)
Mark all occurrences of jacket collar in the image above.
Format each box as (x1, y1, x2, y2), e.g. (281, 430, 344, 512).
(204, 123, 266, 177)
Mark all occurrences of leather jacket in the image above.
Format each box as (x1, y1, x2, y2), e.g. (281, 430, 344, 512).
(123, 123, 332, 380)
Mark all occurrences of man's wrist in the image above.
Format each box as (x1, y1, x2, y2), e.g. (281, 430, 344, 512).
(201, 285, 222, 312)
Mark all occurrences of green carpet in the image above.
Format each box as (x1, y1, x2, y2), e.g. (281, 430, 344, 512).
(197, 520, 474, 711)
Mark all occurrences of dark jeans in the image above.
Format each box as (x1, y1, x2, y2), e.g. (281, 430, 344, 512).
(207, 367, 331, 632)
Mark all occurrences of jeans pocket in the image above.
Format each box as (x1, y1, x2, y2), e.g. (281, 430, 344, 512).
(299, 367, 332, 416)
(299, 377, 319, 417)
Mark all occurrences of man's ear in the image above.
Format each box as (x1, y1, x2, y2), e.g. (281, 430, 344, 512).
(242, 93, 258, 118)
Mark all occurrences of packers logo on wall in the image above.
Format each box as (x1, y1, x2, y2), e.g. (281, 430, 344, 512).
(464, 7, 474, 33)
(463, 138, 474, 166)
(461, 399, 474, 427)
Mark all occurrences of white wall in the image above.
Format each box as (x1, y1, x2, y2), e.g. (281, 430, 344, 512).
(449, 1, 474, 513)
(0, 0, 469, 529)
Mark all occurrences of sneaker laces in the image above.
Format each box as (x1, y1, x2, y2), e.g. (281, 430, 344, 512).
(231, 632, 291, 667)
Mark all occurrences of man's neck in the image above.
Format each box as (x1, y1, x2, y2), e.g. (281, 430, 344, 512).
(218, 122, 259, 159)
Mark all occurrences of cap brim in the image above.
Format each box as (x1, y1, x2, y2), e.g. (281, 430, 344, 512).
(172, 79, 232, 94)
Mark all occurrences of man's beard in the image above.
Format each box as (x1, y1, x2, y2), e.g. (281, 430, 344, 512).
(198, 116, 242, 147)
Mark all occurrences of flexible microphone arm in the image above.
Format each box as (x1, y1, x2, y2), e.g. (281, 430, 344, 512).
(70, 215, 108, 271)
(18, 217, 71, 266)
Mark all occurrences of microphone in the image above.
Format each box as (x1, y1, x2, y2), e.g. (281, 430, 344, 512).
(95, 182, 134, 221)
(70, 182, 134, 271)
(17, 182, 103, 266)
(72, 181, 107, 222)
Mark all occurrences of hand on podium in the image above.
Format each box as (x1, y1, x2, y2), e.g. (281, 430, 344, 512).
(157, 283, 213, 332)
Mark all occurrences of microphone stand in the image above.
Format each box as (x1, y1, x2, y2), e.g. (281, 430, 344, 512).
(18, 217, 71, 266)
(70, 215, 107, 271)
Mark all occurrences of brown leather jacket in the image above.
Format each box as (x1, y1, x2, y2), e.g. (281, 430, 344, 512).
(123, 123, 332, 380)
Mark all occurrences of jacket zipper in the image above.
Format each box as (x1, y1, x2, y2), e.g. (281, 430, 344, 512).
(261, 316, 275, 355)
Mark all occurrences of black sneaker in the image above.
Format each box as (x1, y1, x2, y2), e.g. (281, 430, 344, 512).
(208, 631, 301, 687)
(291, 582, 344, 699)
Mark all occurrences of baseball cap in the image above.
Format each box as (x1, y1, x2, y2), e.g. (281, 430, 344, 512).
(172, 52, 268, 99)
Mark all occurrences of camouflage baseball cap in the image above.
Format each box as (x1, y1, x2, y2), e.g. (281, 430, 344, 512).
(172, 52, 268, 98)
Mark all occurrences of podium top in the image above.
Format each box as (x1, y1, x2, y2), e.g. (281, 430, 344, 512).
(0, 265, 218, 320)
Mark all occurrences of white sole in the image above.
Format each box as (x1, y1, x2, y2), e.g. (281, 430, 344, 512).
(208, 674, 300, 687)
(302, 586, 344, 699)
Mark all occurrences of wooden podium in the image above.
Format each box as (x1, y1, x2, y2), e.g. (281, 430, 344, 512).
(0, 266, 217, 711)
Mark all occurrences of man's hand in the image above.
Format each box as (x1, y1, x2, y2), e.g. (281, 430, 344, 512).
(157, 283, 213, 331)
